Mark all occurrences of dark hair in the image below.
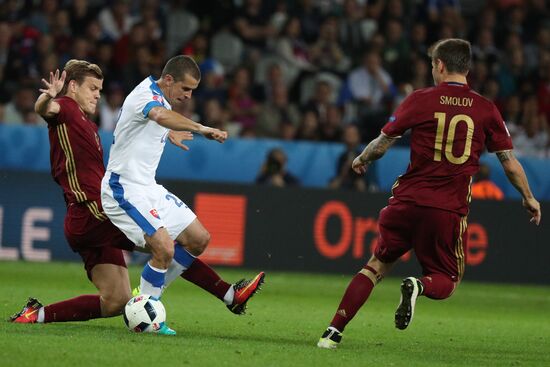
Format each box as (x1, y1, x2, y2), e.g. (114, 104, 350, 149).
(61, 59, 103, 96)
(428, 38, 471, 74)
(161, 55, 201, 82)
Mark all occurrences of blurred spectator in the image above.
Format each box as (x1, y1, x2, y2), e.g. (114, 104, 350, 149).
(227, 67, 260, 132)
(472, 27, 500, 67)
(303, 79, 334, 124)
(27, 0, 59, 34)
(195, 59, 226, 106)
(4, 87, 37, 125)
(513, 95, 549, 157)
(382, 19, 410, 83)
(256, 147, 300, 187)
(234, 0, 275, 52)
(319, 105, 343, 142)
(256, 83, 300, 139)
(274, 16, 315, 83)
(309, 16, 351, 75)
(338, 0, 372, 63)
(113, 22, 149, 69)
(409, 22, 429, 56)
(348, 50, 392, 112)
(295, 110, 320, 141)
(202, 98, 241, 138)
(182, 32, 209, 65)
(210, 26, 244, 73)
(99, 83, 124, 131)
(166, 0, 199, 56)
(98, 0, 136, 41)
(471, 164, 504, 200)
(122, 46, 153, 92)
(295, 0, 324, 43)
(347, 49, 393, 140)
(329, 124, 377, 192)
(69, 0, 98, 37)
(410, 57, 431, 90)
(0, 21, 10, 82)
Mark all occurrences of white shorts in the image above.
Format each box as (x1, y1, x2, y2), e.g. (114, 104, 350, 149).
(101, 171, 196, 248)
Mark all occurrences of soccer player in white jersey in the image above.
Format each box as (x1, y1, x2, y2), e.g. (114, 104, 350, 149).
(101, 56, 264, 335)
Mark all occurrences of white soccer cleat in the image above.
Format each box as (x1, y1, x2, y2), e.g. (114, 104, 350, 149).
(317, 327, 342, 349)
(395, 277, 421, 330)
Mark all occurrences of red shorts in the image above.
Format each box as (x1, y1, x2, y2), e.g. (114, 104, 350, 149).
(64, 202, 135, 280)
(375, 202, 467, 282)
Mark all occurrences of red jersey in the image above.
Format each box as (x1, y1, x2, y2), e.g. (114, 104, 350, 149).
(45, 96, 107, 220)
(381, 82, 513, 215)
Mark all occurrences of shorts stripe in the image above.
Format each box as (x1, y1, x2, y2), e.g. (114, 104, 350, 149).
(108, 172, 156, 236)
(85, 201, 107, 221)
(455, 216, 467, 280)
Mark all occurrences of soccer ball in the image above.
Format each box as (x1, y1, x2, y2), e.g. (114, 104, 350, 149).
(123, 295, 166, 333)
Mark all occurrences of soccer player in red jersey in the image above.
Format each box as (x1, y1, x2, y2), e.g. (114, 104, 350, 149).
(10, 60, 264, 326)
(318, 39, 541, 349)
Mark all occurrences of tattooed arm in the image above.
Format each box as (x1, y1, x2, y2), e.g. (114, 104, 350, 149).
(351, 133, 397, 175)
(496, 150, 541, 225)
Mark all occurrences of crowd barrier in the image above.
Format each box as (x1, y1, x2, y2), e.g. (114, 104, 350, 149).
(1, 125, 550, 199)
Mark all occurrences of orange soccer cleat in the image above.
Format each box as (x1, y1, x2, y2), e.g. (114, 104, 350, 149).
(227, 272, 265, 315)
(10, 298, 43, 323)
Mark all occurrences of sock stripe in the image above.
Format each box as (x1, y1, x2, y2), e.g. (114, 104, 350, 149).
(142, 263, 166, 288)
(173, 245, 196, 268)
(360, 265, 380, 285)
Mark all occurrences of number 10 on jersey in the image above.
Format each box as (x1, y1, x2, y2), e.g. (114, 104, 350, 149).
(433, 112, 474, 165)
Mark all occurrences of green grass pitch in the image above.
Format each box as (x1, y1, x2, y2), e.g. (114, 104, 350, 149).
(1, 261, 549, 367)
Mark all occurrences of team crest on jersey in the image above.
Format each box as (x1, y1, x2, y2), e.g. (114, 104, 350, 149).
(152, 95, 164, 105)
(150, 209, 160, 219)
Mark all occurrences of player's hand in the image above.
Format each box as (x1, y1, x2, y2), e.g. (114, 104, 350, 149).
(522, 197, 541, 225)
(39, 69, 66, 98)
(168, 130, 193, 151)
(200, 126, 228, 143)
(352, 155, 368, 175)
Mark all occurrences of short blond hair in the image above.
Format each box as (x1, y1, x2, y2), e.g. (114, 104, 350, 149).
(60, 59, 103, 96)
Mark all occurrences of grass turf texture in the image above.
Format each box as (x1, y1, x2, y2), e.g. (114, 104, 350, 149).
(1, 261, 549, 367)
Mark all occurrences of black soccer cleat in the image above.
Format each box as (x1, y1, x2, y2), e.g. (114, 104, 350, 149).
(395, 277, 421, 330)
(227, 272, 265, 315)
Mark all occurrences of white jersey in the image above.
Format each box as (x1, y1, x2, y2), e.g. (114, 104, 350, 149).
(106, 76, 172, 185)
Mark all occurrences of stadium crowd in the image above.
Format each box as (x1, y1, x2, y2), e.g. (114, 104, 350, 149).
(1, 0, 549, 160)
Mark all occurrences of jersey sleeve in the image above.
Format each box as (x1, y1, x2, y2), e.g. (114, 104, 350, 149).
(133, 89, 165, 120)
(44, 97, 70, 126)
(485, 104, 513, 152)
(381, 92, 421, 137)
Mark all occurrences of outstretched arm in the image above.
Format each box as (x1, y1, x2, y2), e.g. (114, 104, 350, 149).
(148, 107, 227, 143)
(496, 150, 541, 225)
(35, 69, 66, 118)
(352, 133, 397, 175)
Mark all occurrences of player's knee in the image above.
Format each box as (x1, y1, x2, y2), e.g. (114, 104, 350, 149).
(420, 274, 457, 300)
(187, 231, 210, 256)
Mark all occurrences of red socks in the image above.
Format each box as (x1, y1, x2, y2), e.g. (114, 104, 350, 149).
(420, 274, 456, 299)
(330, 266, 379, 332)
(44, 295, 101, 322)
(181, 258, 232, 300)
